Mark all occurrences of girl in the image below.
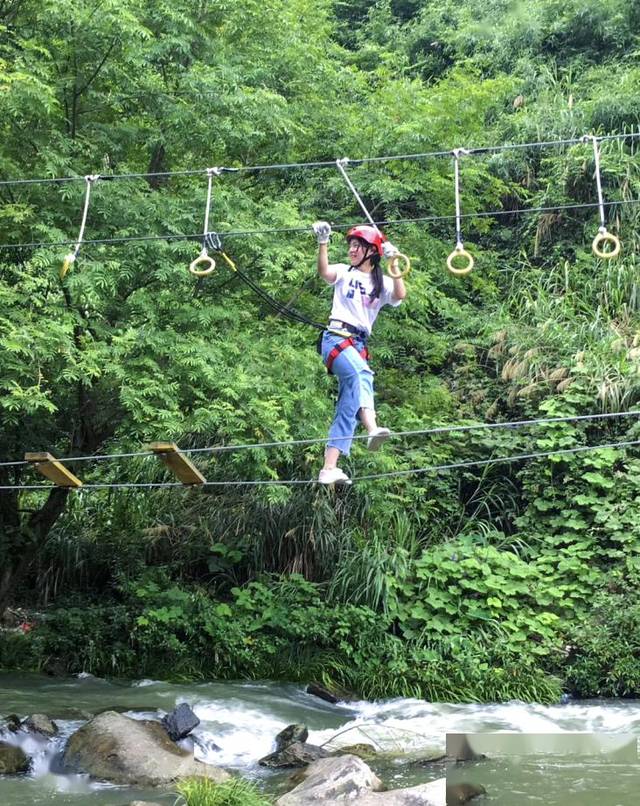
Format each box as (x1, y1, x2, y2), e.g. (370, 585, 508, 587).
(312, 221, 407, 484)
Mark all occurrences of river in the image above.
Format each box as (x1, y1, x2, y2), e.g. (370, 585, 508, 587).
(1, 672, 640, 804)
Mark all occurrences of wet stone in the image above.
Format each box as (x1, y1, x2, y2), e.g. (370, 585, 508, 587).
(276, 724, 309, 751)
(162, 703, 200, 742)
(446, 782, 486, 803)
(62, 710, 229, 787)
(1, 714, 21, 733)
(259, 741, 330, 768)
(0, 741, 30, 774)
(332, 743, 377, 759)
(22, 713, 59, 737)
(306, 683, 339, 704)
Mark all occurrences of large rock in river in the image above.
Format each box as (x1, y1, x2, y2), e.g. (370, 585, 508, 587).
(161, 703, 199, 742)
(63, 711, 229, 786)
(0, 741, 30, 774)
(276, 755, 382, 803)
(276, 755, 448, 805)
(275, 723, 308, 751)
(22, 713, 59, 737)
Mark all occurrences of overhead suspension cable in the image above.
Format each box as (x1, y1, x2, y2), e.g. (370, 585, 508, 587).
(0, 132, 638, 188)
(1, 436, 638, 491)
(1, 197, 638, 254)
(1, 409, 638, 469)
(353, 437, 640, 483)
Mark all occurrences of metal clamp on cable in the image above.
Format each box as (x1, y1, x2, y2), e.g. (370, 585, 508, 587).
(581, 135, 621, 260)
(204, 231, 237, 272)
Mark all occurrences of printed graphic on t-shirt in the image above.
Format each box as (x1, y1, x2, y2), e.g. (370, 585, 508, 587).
(345, 277, 378, 306)
(328, 263, 401, 334)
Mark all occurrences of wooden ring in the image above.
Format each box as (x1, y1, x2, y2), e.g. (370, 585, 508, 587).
(387, 253, 411, 278)
(446, 247, 474, 276)
(189, 254, 216, 276)
(592, 230, 621, 260)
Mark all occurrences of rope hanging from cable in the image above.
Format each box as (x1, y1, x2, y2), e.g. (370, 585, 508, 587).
(60, 174, 100, 278)
(581, 135, 621, 259)
(335, 157, 411, 278)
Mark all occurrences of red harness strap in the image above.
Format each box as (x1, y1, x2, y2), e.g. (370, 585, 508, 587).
(325, 337, 370, 374)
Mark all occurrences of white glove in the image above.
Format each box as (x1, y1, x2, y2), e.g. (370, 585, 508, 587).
(382, 241, 400, 259)
(312, 221, 332, 244)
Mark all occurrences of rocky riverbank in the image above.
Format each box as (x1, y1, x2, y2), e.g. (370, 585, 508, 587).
(1, 704, 482, 805)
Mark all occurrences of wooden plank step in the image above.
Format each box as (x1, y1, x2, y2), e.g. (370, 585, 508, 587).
(148, 442, 206, 485)
(24, 452, 83, 488)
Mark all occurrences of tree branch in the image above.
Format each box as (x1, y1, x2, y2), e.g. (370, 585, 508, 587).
(75, 37, 119, 97)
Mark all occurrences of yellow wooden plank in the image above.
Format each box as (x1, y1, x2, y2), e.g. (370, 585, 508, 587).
(148, 442, 206, 485)
(24, 452, 83, 488)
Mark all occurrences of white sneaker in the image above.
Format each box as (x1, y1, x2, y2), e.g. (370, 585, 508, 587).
(318, 467, 352, 485)
(367, 427, 391, 452)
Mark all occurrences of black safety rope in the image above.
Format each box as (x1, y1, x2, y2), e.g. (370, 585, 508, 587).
(203, 232, 326, 332)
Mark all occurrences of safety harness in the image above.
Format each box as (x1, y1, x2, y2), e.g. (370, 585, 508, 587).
(325, 337, 369, 374)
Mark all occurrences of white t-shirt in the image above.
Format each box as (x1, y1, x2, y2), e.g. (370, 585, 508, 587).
(327, 263, 401, 335)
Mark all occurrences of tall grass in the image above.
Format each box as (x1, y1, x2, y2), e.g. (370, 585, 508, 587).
(175, 777, 273, 806)
(489, 251, 640, 412)
(328, 512, 417, 612)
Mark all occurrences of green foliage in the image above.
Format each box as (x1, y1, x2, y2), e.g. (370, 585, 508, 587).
(337, 633, 562, 704)
(395, 536, 563, 655)
(2, 0, 640, 706)
(2, 573, 560, 703)
(0, 602, 137, 675)
(562, 575, 640, 697)
(176, 776, 273, 806)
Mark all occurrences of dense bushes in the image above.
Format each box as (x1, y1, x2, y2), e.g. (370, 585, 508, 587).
(0, 573, 561, 702)
(562, 578, 640, 697)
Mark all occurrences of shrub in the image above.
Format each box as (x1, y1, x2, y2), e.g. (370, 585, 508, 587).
(176, 777, 273, 806)
(563, 579, 640, 697)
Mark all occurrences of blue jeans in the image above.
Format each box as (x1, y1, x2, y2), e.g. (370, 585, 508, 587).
(321, 331, 374, 456)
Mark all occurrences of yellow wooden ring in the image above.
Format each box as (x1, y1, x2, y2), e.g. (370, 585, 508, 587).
(386, 253, 411, 279)
(189, 253, 216, 276)
(592, 230, 621, 260)
(446, 247, 474, 276)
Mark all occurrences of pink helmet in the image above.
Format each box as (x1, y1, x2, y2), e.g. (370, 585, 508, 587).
(346, 225, 386, 256)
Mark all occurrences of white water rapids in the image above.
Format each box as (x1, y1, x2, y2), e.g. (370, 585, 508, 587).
(1, 673, 640, 804)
